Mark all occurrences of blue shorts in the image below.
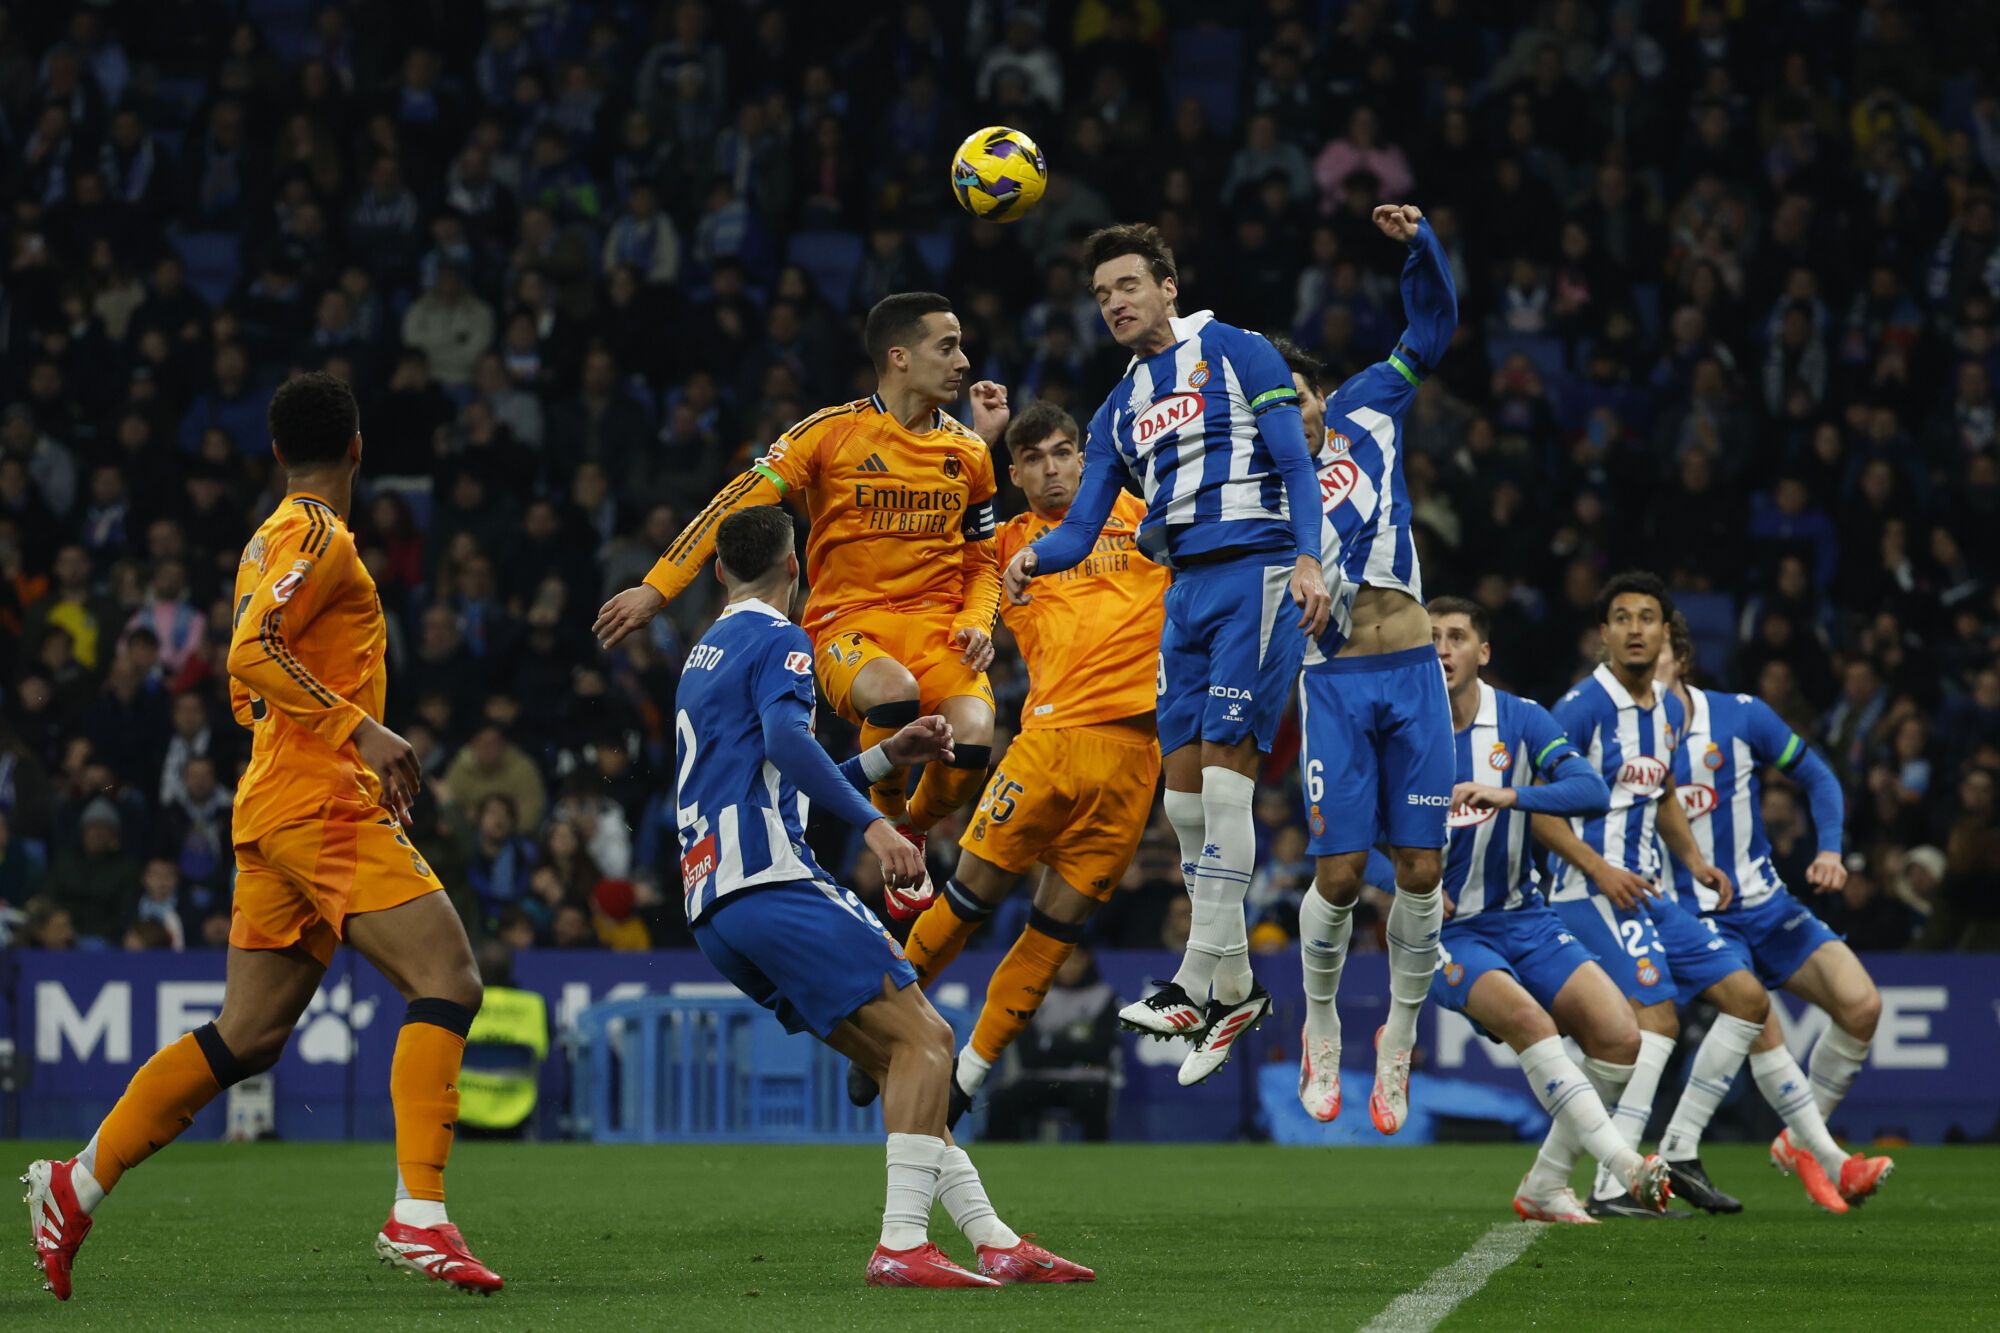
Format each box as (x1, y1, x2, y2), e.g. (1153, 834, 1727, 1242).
(1431, 906, 1598, 1023)
(1157, 554, 1308, 755)
(1708, 888, 1842, 990)
(692, 881, 918, 1038)
(1552, 896, 1675, 1002)
(1297, 644, 1452, 856)
(1649, 892, 1756, 1004)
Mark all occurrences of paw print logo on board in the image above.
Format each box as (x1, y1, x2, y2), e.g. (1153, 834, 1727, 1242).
(296, 976, 379, 1064)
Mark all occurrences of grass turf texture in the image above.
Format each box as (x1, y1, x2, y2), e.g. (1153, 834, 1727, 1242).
(4, 1142, 1994, 1330)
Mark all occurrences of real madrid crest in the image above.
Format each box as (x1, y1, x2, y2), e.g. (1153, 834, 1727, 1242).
(943, 453, 961, 478)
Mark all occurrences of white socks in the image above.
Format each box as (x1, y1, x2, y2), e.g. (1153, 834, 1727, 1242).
(71, 1137, 106, 1213)
(1299, 890, 1354, 1049)
(1519, 1038, 1638, 1192)
(1659, 1013, 1761, 1162)
(1174, 768, 1257, 1005)
(393, 1198, 449, 1228)
(955, 1045, 992, 1097)
(882, 1132, 945, 1250)
(1810, 1025, 1870, 1121)
(1749, 1047, 1848, 1177)
(1592, 1029, 1676, 1201)
(935, 1145, 1019, 1249)
(1531, 1056, 1633, 1192)
(1382, 885, 1442, 1052)
(1163, 788, 1206, 899)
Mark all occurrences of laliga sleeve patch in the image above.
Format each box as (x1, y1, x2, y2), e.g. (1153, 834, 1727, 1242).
(271, 559, 313, 603)
(785, 651, 812, 675)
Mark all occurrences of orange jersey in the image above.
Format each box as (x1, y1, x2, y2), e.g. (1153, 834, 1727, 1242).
(646, 396, 1001, 634)
(226, 494, 387, 844)
(1000, 491, 1168, 730)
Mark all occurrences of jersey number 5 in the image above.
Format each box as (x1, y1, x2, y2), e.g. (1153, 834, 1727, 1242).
(979, 772, 1023, 824)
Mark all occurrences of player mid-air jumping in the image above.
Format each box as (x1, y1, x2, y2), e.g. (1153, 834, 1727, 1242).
(1275, 202, 1457, 1134)
(27, 373, 502, 1299)
(596, 293, 1010, 913)
(1004, 223, 1332, 1087)
(671, 506, 1091, 1288)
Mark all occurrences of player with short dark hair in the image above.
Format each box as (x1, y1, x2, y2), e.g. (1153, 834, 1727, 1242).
(597, 294, 1015, 920)
(1004, 221, 1333, 1087)
(676, 506, 1091, 1287)
(26, 371, 504, 1300)
(1425, 597, 1672, 1222)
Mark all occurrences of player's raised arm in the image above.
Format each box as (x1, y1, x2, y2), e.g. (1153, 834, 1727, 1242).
(1747, 697, 1848, 891)
(952, 452, 1001, 668)
(1376, 206, 1459, 379)
(1007, 413, 1121, 600)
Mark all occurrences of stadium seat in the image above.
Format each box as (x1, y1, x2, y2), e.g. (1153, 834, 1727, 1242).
(1169, 28, 1247, 137)
(170, 231, 242, 307)
(1675, 589, 1737, 681)
(785, 231, 864, 316)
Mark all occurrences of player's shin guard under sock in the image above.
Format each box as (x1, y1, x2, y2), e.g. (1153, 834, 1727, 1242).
(1520, 1037, 1637, 1183)
(935, 1146, 1020, 1249)
(1175, 767, 1256, 1004)
(1809, 1024, 1870, 1121)
(907, 745, 992, 832)
(1750, 1047, 1847, 1177)
(391, 998, 473, 1214)
(906, 879, 992, 983)
(1592, 1031, 1675, 1201)
(882, 1132, 946, 1249)
(1298, 889, 1353, 1049)
(1382, 886, 1442, 1052)
(74, 1022, 243, 1210)
(971, 911, 1080, 1064)
(1163, 788, 1206, 897)
(1659, 1013, 1761, 1162)
(1530, 1057, 1634, 1193)
(860, 701, 921, 823)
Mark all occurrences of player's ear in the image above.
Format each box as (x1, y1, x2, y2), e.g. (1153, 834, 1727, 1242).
(350, 432, 363, 465)
(1478, 641, 1492, 668)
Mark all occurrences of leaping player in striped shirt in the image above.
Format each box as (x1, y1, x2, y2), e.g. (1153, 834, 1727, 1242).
(1423, 597, 1672, 1222)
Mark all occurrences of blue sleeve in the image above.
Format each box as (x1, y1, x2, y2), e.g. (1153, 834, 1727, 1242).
(1028, 400, 1122, 574)
(1392, 220, 1459, 377)
(1548, 688, 1593, 755)
(1748, 698, 1843, 854)
(1510, 702, 1610, 816)
(751, 630, 883, 830)
(1232, 328, 1321, 560)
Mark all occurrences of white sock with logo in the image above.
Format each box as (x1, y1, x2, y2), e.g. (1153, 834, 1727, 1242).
(1382, 886, 1442, 1052)
(1659, 1013, 1761, 1162)
(1749, 1047, 1848, 1178)
(1164, 788, 1208, 998)
(1591, 1030, 1676, 1201)
(1528, 1057, 1634, 1194)
(1176, 768, 1257, 1006)
(1299, 889, 1353, 1050)
(882, 1133, 945, 1250)
(1809, 1025, 1870, 1121)
(935, 1145, 1019, 1249)
(1520, 1037, 1640, 1187)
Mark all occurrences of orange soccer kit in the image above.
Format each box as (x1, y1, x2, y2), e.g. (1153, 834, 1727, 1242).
(904, 491, 1171, 1068)
(644, 394, 1003, 827)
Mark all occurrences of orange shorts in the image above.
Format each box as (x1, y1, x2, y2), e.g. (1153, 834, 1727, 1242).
(230, 794, 441, 966)
(811, 605, 994, 725)
(961, 720, 1160, 900)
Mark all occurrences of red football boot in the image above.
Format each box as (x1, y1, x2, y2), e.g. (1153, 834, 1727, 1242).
(1769, 1129, 1799, 1176)
(866, 1241, 1000, 1288)
(881, 824, 936, 921)
(374, 1217, 506, 1294)
(976, 1236, 1096, 1284)
(1792, 1153, 1850, 1214)
(1839, 1154, 1894, 1205)
(1370, 1026, 1414, 1135)
(22, 1159, 92, 1301)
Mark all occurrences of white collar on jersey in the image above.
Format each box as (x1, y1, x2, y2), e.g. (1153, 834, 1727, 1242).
(1475, 680, 1498, 729)
(1685, 684, 1709, 735)
(719, 597, 788, 622)
(1123, 308, 1215, 372)
(1592, 661, 1647, 711)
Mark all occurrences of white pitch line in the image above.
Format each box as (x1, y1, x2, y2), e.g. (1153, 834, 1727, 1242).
(1359, 1222, 1546, 1333)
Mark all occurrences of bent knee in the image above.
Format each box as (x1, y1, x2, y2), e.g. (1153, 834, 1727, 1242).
(1313, 860, 1364, 906)
(232, 1024, 293, 1076)
(1718, 974, 1770, 1023)
(856, 663, 921, 712)
(1843, 986, 1882, 1039)
(1391, 847, 1442, 892)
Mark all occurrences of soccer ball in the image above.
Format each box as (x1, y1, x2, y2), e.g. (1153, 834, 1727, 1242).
(950, 126, 1048, 223)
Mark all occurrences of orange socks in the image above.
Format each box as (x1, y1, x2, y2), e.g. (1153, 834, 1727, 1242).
(907, 746, 992, 832)
(76, 1025, 240, 1198)
(971, 914, 1081, 1064)
(905, 881, 993, 984)
(391, 999, 474, 1204)
(859, 702, 920, 823)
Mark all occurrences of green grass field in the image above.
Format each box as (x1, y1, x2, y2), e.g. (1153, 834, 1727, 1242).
(4, 1141, 1995, 1330)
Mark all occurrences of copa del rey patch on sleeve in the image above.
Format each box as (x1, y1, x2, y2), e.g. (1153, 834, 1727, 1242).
(271, 559, 313, 603)
(785, 651, 812, 675)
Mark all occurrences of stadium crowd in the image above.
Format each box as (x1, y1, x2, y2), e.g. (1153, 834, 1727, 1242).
(1, 0, 1997, 959)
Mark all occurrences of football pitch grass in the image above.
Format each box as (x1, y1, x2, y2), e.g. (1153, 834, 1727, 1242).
(4, 1140, 1996, 1330)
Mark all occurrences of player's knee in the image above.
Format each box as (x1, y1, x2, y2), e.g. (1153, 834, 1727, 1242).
(1593, 1024, 1642, 1065)
(1842, 984, 1882, 1040)
(1636, 1002, 1679, 1040)
(1717, 974, 1769, 1024)
(863, 697, 922, 730)
(857, 668, 921, 717)
(1313, 861, 1363, 907)
(1504, 1001, 1557, 1049)
(1391, 848, 1441, 892)
(947, 743, 992, 771)
(233, 1023, 293, 1076)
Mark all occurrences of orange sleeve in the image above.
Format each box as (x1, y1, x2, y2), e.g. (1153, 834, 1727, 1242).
(953, 447, 1001, 635)
(640, 412, 832, 603)
(225, 523, 368, 749)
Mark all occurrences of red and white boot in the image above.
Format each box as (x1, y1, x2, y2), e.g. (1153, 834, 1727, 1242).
(976, 1236, 1095, 1284)
(881, 823, 936, 920)
(23, 1159, 93, 1301)
(865, 1241, 1000, 1288)
(1298, 1024, 1343, 1122)
(1839, 1154, 1894, 1205)
(375, 1216, 505, 1294)
(1370, 1026, 1414, 1135)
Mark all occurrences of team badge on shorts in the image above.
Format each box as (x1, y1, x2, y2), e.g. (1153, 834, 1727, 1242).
(1309, 804, 1325, 836)
(1636, 956, 1661, 987)
(1489, 741, 1512, 771)
(1189, 360, 1210, 389)
(1704, 742, 1724, 770)
(1444, 961, 1465, 987)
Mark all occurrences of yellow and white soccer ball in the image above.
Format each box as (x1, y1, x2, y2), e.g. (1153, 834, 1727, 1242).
(950, 125, 1048, 223)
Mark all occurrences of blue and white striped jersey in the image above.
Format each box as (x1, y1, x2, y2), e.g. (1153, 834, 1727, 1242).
(1443, 683, 1591, 919)
(1309, 219, 1458, 662)
(1547, 664, 1686, 902)
(1667, 687, 1828, 911)
(1031, 312, 1320, 573)
(672, 599, 836, 921)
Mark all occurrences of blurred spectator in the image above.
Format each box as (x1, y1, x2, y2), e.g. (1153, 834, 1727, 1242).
(52, 796, 139, 942)
(443, 723, 547, 830)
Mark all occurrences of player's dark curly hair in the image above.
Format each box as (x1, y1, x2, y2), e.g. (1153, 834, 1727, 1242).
(1595, 569, 1676, 626)
(1004, 400, 1079, 453)
(1267, 335, 1329, 394)
(267, 372, 359, 468)
(1084, 223, 1178, 287)
(1426, 595, 1490, 641)
(715, 506, 795, 583)
(1667, 610, 1699, 683)
(863, 292, 953, 372)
